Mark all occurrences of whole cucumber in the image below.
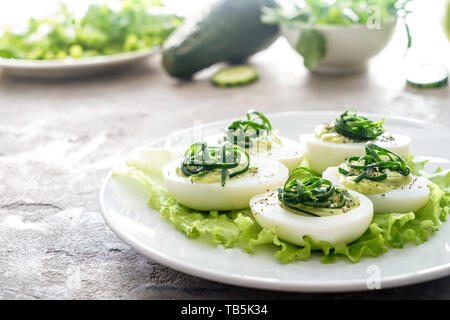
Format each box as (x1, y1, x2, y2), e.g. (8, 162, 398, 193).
(162, 0, 279, 78)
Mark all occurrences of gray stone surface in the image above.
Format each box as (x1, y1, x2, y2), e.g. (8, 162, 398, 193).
(0, 38, 449, 300)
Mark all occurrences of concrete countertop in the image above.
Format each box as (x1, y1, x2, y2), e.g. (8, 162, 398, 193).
(0, 34, 449, 299)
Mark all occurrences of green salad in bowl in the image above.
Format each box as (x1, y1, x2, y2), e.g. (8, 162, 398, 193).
(262, 0, 412, 74)
(0, 0, 182, 61)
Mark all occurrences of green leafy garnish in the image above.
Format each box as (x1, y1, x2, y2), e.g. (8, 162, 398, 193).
(334, 110, 385, 140)
(278, 167, 353, 216)
(339, 143, 410, 183)
(0, 0, 182, 60)
(224, 110, 273, 149)
(296, 28, 326, 69)
(180, 142, 250, 187)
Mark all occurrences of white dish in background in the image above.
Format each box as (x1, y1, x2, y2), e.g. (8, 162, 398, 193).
(0, 47, 159, 78)
(281, 19, 397, 75)
(100, 111, 450, 292)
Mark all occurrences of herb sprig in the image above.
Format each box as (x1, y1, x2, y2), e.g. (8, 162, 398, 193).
(334, 110, 385, 140)
(278, 167, 353, 216)
(181, 142, 250, 187)
(224, 110, 273, 148)
(339, 143, 410, 183)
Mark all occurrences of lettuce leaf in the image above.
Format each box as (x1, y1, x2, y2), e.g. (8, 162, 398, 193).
(113, 150, 449, 264)
(113, 164, 243, 248)
(406, 154, 450, 192)
(296, 28, 326, 69)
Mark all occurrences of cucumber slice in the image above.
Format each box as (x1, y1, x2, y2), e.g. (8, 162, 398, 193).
(212, 65, 258, 87)
(406, 64, 449, 88)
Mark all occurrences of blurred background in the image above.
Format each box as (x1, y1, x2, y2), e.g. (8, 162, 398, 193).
(1, 0, 448, 72)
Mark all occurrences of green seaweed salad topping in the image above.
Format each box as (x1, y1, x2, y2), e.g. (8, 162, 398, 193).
(0, 0, 182, 60)
(223, 110, 273, 149)
(339, 143, 410, 183)
(278, 167, 355, 216)
(180, 142, 250, 187)
(334, 110, 385, 140)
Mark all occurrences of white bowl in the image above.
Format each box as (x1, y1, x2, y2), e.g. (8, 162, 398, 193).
(281, 19, 397, 74)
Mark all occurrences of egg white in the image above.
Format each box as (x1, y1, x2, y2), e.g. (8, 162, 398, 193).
(300, 133, 411, 174)
(205, 133, 305, 171)
(163, 157, 289, 211)
(322, 166, 430, 214)
(249, 189, 373, 247)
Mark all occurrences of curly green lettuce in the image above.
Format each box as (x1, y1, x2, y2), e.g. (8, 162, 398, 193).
(113, 149, 449, 264)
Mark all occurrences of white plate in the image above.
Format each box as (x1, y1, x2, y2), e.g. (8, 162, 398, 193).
(0, 47, 158, 78)
(100, 111, 450, 292)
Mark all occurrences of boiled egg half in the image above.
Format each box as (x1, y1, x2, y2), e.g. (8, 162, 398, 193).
(322, 166, 430, 214)
(163, 157, 289, 211)
(301, 130, 411, 174)
(249, 189, 373, 247)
